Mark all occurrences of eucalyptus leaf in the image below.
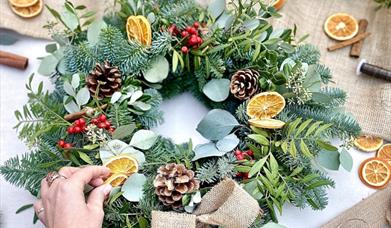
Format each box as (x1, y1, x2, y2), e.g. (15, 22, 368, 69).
(38, 55, 59, 76)
(215, 12, 234, 30)
(269, 28, 284, 39)
(0, 33, 18, 45)
(112, 124, 136, 140)
(243, 19, 260, 31)
(76, 87, 90, 106)
(208, 0, 226, 18)
(130, 90, 143, 103)
(63, 81, 75, 96)
(71, 73, 80, 89)
(61, 10, 79, 31)
(147, 12, 156, 23)
(202, 79, 230, 102)
(87, 20, 107, 45)
(340, 149, 353, 172)
(64, 99, 80, 113)
(110, 92, 122, 104)
(143, 56, 169, 83)
(196, 109, 239, 140)
(317, 150, 340, 170)
(132, 101, 151, 111)
(303, 65, 321, 92)
(129, 130, 158, 150)
(216, 133, 239, 152)
(122, 173, 147, 202)
(192, 143, 226, 161)
(45, 43, 57, 53)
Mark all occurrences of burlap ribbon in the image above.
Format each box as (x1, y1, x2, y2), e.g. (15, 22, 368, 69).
(151, 178, 261, 228)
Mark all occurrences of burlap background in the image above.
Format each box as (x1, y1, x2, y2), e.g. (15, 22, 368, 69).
(1, 0, 390, 140)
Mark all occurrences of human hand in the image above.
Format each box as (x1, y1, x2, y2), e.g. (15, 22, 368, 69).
(34, 166, 112, 228)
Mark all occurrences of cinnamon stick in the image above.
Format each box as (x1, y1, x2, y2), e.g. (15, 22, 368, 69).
(0, 50, 28, 70)
(350, 19, 369, 57)
(327, 32, 371, 52)
(64, 104, 108, 121)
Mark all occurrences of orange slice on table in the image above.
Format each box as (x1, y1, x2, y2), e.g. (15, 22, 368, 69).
(324, 13, 358, 41)
(249, 118, 285, 129)
(377, 144, 391, 166)
(9, 0, 43, 18)
(104, 173, 129, 187)
(246, 92, 286, 119)
(126, 15, 152, 45)
(8, 0, 37, 7)
(272, 0, 286, 11)
(353, 135, 383, 152)
(103, 154, 139, 176)
(358, 157, 391, 189)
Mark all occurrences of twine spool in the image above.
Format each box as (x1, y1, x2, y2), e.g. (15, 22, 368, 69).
(356, 59, 391, 82)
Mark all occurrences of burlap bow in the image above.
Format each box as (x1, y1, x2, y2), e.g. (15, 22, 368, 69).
(151, 178, 262, 228)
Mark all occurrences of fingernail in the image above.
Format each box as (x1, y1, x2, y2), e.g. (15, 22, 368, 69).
(103, 184, 112, 195)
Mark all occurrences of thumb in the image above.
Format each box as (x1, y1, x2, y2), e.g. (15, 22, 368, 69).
(87, 184, 112, 211)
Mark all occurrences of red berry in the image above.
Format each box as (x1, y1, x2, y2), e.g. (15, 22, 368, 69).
(181, 46, 189, 54)
(74, 119, 81, 126)
(108, 127, 115, 133)
(168, 24, 177, 34)
(234, 150, 242, 156)
(236, 154, 244, 160)
(97, 122, 106, 129)
(236, 172, 243, 177)
(99, 115, 107, 122)
(193, 21, 200, 29)
(67, 126, 75, 134)
(185, 26, 192, 32)
(196, 36, 202, 44)
(246, 150, 254, 156)
(58, 140, 65, 147)
(79, 118, 86, 125)
(189, 27, 197, 35)
(188, 37, 198, 46)
(243, 172, 249, 179)
(63, 143, 72, 149)
(181, 31, 189, 37)
(91, 118, 99, 125)
(74, 126, 81, 133)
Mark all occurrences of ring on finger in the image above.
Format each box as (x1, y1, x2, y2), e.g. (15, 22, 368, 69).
(36, 207, 45, 215)
(46, 171, 67, 187)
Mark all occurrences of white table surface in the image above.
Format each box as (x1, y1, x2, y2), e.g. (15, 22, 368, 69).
(0, 30, 378, 228)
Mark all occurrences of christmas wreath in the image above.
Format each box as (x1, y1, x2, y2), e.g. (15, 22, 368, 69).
(1, 0, 361, 227)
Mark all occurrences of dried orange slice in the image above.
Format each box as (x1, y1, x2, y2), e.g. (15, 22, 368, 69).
(353, 135, 383, 152)
(10, 0, 42, 18)
(246, 92, 286, 119)
(358, 157, 391, 189)
(8, 0, 37, 7)
(272, 0, 286, 11)
(249, 118, 285, 129)
(324, 13, 358, 41)
(104, 173, 128, 187)
(103, 154, 139, 176)
(377, 144, 391, 166)
(126, 15, 152, 45)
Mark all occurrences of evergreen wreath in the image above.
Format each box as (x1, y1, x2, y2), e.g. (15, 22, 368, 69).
(1, 0, 361, 227)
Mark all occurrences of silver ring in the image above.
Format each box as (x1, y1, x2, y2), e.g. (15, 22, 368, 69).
(46, 171, 67, 187)
(36, 207, 45, 215)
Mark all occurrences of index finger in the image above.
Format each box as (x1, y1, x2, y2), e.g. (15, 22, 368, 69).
(69, 166, 111, 188)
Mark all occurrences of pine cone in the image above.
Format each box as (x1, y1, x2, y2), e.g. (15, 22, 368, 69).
(153, 163, 200, 208)
(86, 61, 122, 99)
(230, 69, 260, 100)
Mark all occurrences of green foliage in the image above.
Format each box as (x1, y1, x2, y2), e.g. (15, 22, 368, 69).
(292, 44, 320, 65)
(137, 89, 164, 128)
(0, 140, 68, 196)
(196, 155, 235, 184)
(14, 75, 69, 145)
(283, 105, 361, 140)
(314, 63, 332, 84)
(374, 0, 391, 9)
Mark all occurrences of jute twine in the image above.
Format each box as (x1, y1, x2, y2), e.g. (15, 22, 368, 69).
(151, 178, 261, 228)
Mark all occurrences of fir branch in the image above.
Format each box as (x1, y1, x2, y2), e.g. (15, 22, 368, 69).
(196, 155, 235, 184)
(235, 100, 249, 124)
(107, 103, 135, 128)
(137, 89, 164, 128)
(64, 42, 97, 74)
(317, 87, 346, 108)
(292, 44, 320, 65)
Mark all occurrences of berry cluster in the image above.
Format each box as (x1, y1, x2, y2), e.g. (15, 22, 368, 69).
(234, 149, 255, 180)
(67, 118, 86, 134)
(168, 22, 204, 54)
(90, 114, 114, 133)
(57, 139, 72, 149)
